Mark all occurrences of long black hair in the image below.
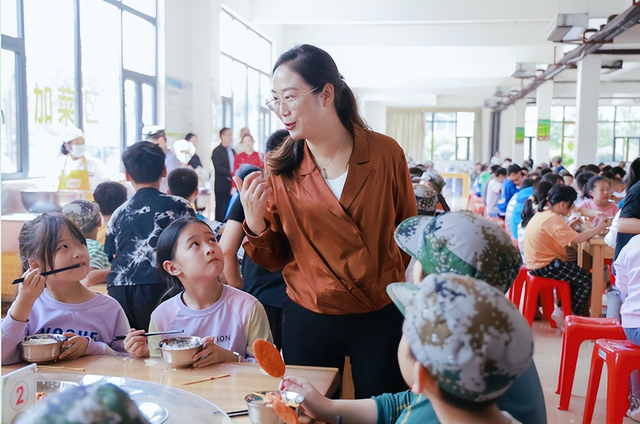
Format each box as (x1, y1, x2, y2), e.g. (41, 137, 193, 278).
(267, 44, 369, 177)
(521, 182, 553, 229)
(583, 175, 608, 199)
(626, 158, 640, 190)
(156, 216, 214, 303)
(539, 184, 578, 211)
(18, 212, 86, 272)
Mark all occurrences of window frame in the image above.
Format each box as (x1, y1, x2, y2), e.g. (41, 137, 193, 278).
(424, 111, 474, 162)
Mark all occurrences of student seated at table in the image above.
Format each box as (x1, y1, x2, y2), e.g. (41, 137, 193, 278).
(524, 185, 611, 324)
(486, 167, 506, 217)
(1, 213, 130, 365)
(497, 164, 523, 219)
(281, 273, 534, 424)
(613, 234, 640, 422)
(124, 217, 272, 367)
(578, 175, 619, 217)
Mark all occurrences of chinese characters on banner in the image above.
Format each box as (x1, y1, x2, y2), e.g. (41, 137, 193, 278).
(32, 84, 100, 126)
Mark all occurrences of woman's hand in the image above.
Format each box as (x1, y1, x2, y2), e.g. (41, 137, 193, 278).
(192, 337, 237, 368)
(59, 332, 89, 360)
(8, 268, 46, 322)
(123, 329, 150, 358)
(233, 172, 271, 235)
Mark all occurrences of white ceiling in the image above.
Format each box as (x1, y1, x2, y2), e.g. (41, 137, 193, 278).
(249, 0, 640, 107)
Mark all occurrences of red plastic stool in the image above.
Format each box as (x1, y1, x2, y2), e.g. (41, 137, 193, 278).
(522, 273, 572, 328)
(556, 316, 625, 410)
(472, 203, 486, 216)
(508, 265, 528, 309)
(583, 339, 640, 424)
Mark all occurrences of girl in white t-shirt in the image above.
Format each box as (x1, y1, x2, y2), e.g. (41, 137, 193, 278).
(124, 217, 272, 367)
(1, 213, 130, 364)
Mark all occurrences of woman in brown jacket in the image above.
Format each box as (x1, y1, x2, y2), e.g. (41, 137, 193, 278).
(234, 44, 417, 398)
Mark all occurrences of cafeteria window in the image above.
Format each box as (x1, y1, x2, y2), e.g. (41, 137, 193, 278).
(424, 112, 474, 161)
(596, 106, 640, 163)
(219, 6, 274, 151)
(1, 0, 158, 180)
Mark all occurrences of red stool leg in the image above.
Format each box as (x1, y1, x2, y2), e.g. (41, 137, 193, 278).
(522, 282, 539, 328)
(557, 283, 573, 318)
(583, 344, 605, 424)
(509, 267, 526, 309)
(540, 287, 556, 328)
(607, 357, 636, 424)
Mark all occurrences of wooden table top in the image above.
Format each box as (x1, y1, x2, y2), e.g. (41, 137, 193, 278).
(2, 356, 340, 423)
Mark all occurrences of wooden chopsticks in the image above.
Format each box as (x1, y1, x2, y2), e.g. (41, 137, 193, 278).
(37, 365, 86, 372)
(181, 373, 230, 386)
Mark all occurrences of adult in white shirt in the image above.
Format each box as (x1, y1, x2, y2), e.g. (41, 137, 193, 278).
(55, 126, 111, 192)
(490, 151, 502, 166)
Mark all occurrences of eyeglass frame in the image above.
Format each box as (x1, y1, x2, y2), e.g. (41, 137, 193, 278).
(265, 87, 320, 113)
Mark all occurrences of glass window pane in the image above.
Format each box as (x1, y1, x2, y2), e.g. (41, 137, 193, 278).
(232, 20, 246, 63)
(81, 0, 122, 171)
(628, 138, 640, 161)
(246, 30, 260, 69)
(549, 122, 563, 160)
(260, 73, 270, 106)
(424, 124, 433, 161)
(563, 123, 575, 138)
(598, 106, 615, 122)
(1, 49, 19, 173)
(616, 122, 640, 138)
(142, 83, 154, 128)
(550, 106, 564, 122)
(613, 138, 625, 162)
(425, 113, 433, 122)
(247, 68, 260, 141)
(456, 112, 474, 137)
(122, 12, 156, 76)
(1, 0, 18, 37)
(456, 137, 469, 161)
(564, 107, 576, 122)
(563, 136, 575, 168)
(220, 55, 233, 98)
(24, 0, 75, 179)
(432, 121, 456, 161)
(259, 37, 271, 73)
(124, 80, 137, 146)
(434, 112, 455, 122)
(617, 106, 640, 122)
(220, 12, 233, 55)
(524, 121, 537, 138)
(596, 122, 614, 163)
(232, 61, 247, 139)
(122, 0, 155, 17)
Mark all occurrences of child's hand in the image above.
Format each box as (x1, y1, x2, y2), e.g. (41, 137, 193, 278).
(596, 216, 612, 233)
(192, 337, 235, 368)
(280, 375, 331, 420)
(123, 329, 150, 358)
(59, 332, 89, 360)
(8, 268, 46, 322)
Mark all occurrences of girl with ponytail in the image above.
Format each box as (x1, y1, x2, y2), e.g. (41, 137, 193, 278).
(234, 44, 416, 398)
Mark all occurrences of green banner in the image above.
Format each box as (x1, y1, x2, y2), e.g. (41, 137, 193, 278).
(515, 127, 524, 144)
(537, 119, 550, 141)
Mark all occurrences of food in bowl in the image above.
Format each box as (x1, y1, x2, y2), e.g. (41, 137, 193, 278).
(158, 336, 203, 367)
(244, 390, 304, 424)
(21, 334, 67, 364)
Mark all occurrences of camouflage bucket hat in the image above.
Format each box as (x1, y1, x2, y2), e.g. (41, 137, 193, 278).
(422, 169, 445, 193)
(15, 382, 149, 424)
(394, 210, 521, 293)
(387, 273, 533, 402)
(61, 199, 101, 235)
(413, 183, 438, 215)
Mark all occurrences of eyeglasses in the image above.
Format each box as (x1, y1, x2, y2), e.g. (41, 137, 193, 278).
(265, 87, 319, 113)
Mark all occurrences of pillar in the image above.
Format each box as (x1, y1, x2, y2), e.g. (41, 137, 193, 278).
(574, 54, 601, 168)
(535, 81, 553, 166)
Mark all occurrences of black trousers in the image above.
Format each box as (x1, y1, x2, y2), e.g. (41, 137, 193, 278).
(214, 190, 231, 222)
(281, 297, 406, 399)
(108, 284, 165, 331)
(263, 304, 283, 351)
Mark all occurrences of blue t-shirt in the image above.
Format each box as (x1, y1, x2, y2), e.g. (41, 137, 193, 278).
(511, 186, 534, 239)
(373, 362, 547, 424)
(498, 179, 519, 216)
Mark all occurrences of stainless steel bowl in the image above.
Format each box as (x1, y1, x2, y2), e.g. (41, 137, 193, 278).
(21, 334, 67, 364)
(244, 391, 304, 424)
(37, 380, 80, 395)
(158, 336, 203, 368)
(20, 189, 86, 213)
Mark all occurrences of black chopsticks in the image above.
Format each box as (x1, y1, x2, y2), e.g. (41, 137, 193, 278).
(12, 264, 81, 284)
(113, 330, 185, 341)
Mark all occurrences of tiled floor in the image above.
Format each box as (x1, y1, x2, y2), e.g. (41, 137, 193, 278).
(532, 314, 637, 424)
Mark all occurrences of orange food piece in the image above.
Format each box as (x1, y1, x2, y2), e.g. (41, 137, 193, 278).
(272, 396, 299, 424)
(253, 339, 285, 378)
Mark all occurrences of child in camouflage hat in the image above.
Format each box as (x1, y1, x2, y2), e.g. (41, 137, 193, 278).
(279, 273, 533, 424)
(61, 199, 110, 287)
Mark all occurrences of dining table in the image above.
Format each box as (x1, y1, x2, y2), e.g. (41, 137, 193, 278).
(2, 355, 340, 423)
(574, 236, 615, 317)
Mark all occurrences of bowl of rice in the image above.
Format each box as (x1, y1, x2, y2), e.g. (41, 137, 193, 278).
(158, 336, 204, 368)
(21, 334, 67, 364)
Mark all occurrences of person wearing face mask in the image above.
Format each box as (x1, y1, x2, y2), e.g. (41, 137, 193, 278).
(56, 126, 111, 192)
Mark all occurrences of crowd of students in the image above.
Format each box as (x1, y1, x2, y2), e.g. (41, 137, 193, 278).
(3, 42, 640, 424)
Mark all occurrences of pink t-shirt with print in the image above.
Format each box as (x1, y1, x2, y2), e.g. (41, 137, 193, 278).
(577, 198, 619, 217)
